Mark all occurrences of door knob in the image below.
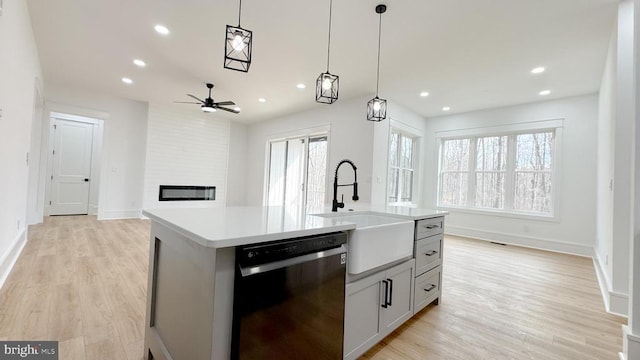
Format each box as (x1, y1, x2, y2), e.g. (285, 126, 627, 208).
(84, 178, 90, 182)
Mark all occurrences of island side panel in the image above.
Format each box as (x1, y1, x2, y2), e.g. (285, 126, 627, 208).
(211, 247, 235, 360)
(144, 222, 217, 360)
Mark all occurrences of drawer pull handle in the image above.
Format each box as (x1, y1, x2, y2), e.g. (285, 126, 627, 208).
(424, 250, 438, 256)
(424, 284, 437, 292)
(424, 225, 438, 229)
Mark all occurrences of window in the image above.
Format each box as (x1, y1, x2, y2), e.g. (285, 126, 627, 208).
(265, 135, 328, 216)
(438, 129, 555, 217)
(388, 130, 417, 205)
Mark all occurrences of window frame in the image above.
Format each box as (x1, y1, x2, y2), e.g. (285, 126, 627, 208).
(435, 120, 562, 222)
(387, 124, 421, 207)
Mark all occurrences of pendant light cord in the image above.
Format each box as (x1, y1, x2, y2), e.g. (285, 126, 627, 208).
(375, 11, 382, 96)
(326, 0, 333, 72)
(238, 0, 242, 26)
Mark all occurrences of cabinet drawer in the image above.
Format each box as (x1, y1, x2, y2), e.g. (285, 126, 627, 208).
(414, 266, 441, 313)
(415, 234, 442, 276)
(415, 217, 444, 239)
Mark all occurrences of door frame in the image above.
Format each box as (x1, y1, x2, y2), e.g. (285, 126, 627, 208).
(44, 112, 104, 216)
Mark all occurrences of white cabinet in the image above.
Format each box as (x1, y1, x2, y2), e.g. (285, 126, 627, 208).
(413, 216, 444, 314)
(344, 259, 415, 360)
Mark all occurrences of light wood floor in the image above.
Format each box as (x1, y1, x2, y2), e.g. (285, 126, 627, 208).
(0, 216, 626, 360)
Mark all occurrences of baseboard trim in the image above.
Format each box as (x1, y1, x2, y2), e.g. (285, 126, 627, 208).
(593, 254, 612, 310)
(97, 209, 142, 220)
(622, 325, 640, 360)
(0, 229, 28, 290)
(445, 225, 594, 257)
(609, 291, 629, 317)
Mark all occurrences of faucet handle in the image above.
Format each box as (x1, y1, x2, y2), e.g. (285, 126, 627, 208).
(338, 194, 345, 208)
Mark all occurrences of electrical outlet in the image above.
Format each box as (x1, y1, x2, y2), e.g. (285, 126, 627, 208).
(26, 152, 29, 165)
(0, 107, 3, 120)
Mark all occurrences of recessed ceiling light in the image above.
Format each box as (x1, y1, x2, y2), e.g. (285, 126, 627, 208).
(442, 106, 451, 111)
(296, 83, 306, 89)
(234, 107, 241, 112)
(258, 98, 266, 103)
(531, 67, 546, 74)
(539, 90, 551, 96)
(121, 77, 133, 85)
(133, 59, 147, 67)
(154, 25, 170, 35)
(420, 92, 429, 97)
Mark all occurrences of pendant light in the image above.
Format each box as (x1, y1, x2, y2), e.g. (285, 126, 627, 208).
(316, 0, 339, 104)
(224, 0, 252, 72)
(367, 4, 387, 122)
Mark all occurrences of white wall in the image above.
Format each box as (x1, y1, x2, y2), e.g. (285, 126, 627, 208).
(0, 0, 42, 284)
(143, 104, 230, 209)
(43, 83, 148, 219)
(227, 121, 248, 206)
(596, 22, 618, 311)
(424, 94, 599, 256)
(245, 97, 376, 207)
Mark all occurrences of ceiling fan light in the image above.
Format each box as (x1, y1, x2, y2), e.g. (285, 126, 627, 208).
(202, 106, 217, 113)
(224, 25, 252, 72)
(316, 72, 339, 104)
(367, 97, 387, 122)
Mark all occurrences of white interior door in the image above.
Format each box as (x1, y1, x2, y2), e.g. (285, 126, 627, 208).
(49, 119, 94, 215)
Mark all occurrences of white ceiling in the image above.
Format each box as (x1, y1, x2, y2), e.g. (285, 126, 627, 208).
(27, 0, 618, 123)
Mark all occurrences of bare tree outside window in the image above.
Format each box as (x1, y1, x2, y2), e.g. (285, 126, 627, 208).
(438, 130, 555, 216)
(513, 132, 553, 214)
(388, 130, 416, 204)
(439, 139, 470, 206)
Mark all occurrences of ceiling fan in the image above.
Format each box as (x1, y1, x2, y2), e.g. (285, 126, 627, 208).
(175, 83, 239, 114)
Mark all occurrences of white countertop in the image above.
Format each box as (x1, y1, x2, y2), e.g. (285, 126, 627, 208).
(142, 205, 448, 248)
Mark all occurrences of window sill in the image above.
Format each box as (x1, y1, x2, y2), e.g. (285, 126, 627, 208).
(436, 205, 559, 223)
(388, 202, 417, 208)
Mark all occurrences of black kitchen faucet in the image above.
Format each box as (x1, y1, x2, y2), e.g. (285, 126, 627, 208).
(332, 159, 359, 212)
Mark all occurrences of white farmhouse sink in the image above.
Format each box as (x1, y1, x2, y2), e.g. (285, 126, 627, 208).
(314, 213, 414, 274)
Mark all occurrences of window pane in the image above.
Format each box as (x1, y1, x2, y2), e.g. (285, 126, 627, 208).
(388, 168, 398, 203)
(513, 172, 552, 213)
(440, 172, 468, 206)
(442, 139, 470, 171)
(306, 137, 327, 214)
(476, 136, 507, 171)
(400, 169, 413, 202)
(389, 132, 399, 167)
(475, 172, 505, 209)
(516, 132, 554, 171)
(400, 136, 414, 168)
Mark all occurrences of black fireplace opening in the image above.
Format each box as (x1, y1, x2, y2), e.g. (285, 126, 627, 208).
(159, 185, 216, 201)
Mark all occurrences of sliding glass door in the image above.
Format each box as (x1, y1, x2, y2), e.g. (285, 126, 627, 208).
(266, 135, 328, 216)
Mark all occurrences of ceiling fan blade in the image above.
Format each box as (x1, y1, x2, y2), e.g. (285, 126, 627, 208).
(215, 101, 235, 106)
(187, 94, 205, 103)
(217, 107, 240, 114)
(174, 101, 201, 104)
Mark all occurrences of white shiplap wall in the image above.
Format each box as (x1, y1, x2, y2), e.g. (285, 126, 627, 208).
(143, 104, 230, 209)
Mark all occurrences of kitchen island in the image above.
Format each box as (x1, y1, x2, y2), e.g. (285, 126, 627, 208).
(142, 205, 447, 360)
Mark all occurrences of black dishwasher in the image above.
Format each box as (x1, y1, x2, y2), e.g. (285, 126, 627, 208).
(231, 232, 347, 360)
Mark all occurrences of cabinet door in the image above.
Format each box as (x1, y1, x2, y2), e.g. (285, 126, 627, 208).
(344, 271, 386, 360)
(379, 259, 415, 336)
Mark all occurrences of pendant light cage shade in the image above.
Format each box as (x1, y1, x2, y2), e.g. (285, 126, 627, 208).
(224, 25, 252, 72)
(367, 97, 387, 122)
(316, 72, 339, 104)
